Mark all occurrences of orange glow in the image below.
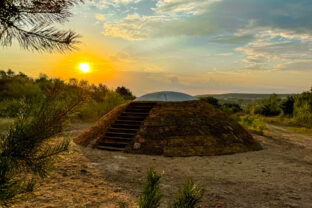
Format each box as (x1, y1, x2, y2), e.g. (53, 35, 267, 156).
(51, 51, 117, 84)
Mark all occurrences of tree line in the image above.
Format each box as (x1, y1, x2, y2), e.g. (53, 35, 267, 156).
(0, 69, 135, 120)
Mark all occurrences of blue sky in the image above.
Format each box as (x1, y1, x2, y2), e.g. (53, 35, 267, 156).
(1, 0, 312, 95)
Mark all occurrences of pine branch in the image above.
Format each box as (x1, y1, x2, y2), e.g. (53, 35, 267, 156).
(0, 0, 83, 52)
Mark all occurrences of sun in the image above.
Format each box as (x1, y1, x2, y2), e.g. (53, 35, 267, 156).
(79, 63, 90, 73)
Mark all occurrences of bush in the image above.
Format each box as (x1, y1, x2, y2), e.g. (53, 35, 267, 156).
(253, 94, 281, 116)
(279, 96, 294, 117)
(239, 115, 266, 134)
(75, 91, 126, 121)
(0, 80, 87, 205)
(293, 89, 312, 127)
(220, 103, 242, 114)
(200, 96, 220, 107)
(116, 86, 136, 100)
(0, 99, 22, 117)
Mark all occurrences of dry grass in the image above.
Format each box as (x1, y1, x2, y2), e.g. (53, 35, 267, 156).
(11, 141, 137, 208)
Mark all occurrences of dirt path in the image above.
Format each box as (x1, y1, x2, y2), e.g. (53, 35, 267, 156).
(80, 124, 312, 208)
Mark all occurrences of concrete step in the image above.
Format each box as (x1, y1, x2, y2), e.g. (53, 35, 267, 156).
(114, 120, 142, 125)
(97, 145, 125, 151)
(106, 132, 136, 138)
(125, 108, 152, 113)
(121, 112, 149, 116)
(118, 116, 145, 121)
(109, 128, 137, 134)
(98, 141, 129, 148)
(111, 124, 141, 129)
(97, 102, 156, 152)
(101, 136, 133, 143)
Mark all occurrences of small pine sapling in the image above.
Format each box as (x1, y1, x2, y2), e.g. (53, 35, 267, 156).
(139, 168, 162, 208)
(168, 179, 205, 208)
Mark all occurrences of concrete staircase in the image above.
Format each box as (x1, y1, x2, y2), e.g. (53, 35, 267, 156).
(97, 102, 156, 151)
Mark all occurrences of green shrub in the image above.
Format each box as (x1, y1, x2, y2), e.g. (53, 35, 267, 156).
(116, 86, 136, 100)
(253, 94, 281, 116)
(75, 91, 126, 121)
(220, 103, 242, 114)
(239, 115, 266, 134)
(200, 96, 220, 108)
(168, 179, 205, 208)
(293, 89, 312, 127)
(0, 99, 22, 117)
(279, 96, 294, 117)
(139, 168, 162, 208)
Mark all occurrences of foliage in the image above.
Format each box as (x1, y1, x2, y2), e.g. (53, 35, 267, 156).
(0, 70, 130, 121)
(0, 99, 22, 117)
(220, 103, 242, 114)
(139, 168, 162, 208)
(253, 94, 281, 116)
(0, 80, 87, 205)
(293, 89, 312, 127)
(279, 96, 295, 117)
(200, 96, 220, 107)
(200, 96, 243, 115)
(239, 115, 266, 134)
(168, 179, 205, 208)
(0, 0, 83, 52)
(116, 86, 136, 100)
(76, 91, 126, 121)
(138, 168, 205, 208)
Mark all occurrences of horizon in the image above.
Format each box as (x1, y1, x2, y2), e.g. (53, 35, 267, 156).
(1, 0, 312, 96)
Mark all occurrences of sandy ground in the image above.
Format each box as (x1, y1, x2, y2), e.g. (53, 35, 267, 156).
(7, 122, 312, 208)
(80, 124, 312, 208)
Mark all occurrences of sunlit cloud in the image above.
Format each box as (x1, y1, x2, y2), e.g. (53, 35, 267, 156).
(96, 14, 106, 21)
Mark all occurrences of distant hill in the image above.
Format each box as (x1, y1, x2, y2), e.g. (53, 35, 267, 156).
(196, 93, 297, 105)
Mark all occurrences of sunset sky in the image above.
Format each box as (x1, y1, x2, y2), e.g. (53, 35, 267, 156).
(1, 0, 312, 96)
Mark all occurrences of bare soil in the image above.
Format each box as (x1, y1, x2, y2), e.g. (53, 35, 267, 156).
(11, 123, 312, 207)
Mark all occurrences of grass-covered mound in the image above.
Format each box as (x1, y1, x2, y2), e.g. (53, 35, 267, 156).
(128, 101, 261, 156)
(75, 101, 262, 156)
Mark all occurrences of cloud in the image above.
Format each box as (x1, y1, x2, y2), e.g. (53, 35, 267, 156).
(102, 0, 312, 41)
(217, 53, 233, 56)
(154, 0, 222, 15)
(87, 0, 142, 9)
(114, 0, 142, 3)
(96, 14, 106, 21)
(235, 28, 312, 70)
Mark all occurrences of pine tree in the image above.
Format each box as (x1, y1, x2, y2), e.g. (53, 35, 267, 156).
(0, 0, 83, 52)
(0, 80, 88, 205)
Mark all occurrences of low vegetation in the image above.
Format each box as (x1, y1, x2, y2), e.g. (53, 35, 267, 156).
(136, 168, 205, 208)
(0, 70, 134, 121)
(200, 87, 312, 131)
